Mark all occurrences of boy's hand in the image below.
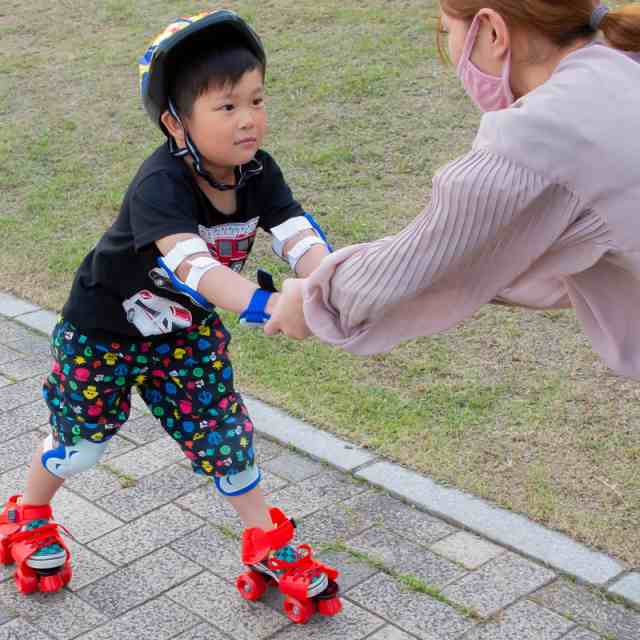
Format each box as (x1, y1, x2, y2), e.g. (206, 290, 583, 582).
(264, 279, 311, 339)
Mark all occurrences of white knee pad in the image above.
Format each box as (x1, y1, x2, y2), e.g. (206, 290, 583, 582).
(41, 435, 109, 479)
(214, 464, 261, 497)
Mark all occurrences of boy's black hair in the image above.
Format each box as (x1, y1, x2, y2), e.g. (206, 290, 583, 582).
(169, 32, 265, 120)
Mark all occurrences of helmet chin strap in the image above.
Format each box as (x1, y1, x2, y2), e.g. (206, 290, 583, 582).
(167, 99, 263, 192)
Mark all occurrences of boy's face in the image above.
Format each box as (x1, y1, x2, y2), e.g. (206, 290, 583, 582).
(185, 68, 266, 174)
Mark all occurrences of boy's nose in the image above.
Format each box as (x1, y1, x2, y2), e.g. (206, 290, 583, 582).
(239, 109, 255, 129)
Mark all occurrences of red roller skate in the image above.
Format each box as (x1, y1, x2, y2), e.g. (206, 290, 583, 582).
(0, 495, 72, 594)
(236, 508, 341, 624)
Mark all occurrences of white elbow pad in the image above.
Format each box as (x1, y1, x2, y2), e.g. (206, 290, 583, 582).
(286, 235, 327, 271)
(157, 237, 221, 309)
(270, 216, 315, 258)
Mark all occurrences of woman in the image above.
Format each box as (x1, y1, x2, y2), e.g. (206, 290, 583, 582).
(265, 1, 640, 379)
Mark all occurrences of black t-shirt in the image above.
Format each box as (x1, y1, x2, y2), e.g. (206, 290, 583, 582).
(63, 144, 303, 338)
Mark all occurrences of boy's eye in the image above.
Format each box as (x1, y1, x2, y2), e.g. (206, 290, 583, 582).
(220, 104, 235, 112)
(253, 97, 264, 106)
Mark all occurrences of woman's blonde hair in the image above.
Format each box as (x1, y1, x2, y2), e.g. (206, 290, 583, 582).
(438, 1, 640, 58)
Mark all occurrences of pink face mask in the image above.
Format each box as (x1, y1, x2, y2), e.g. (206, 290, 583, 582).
(456, 14, 514, 112)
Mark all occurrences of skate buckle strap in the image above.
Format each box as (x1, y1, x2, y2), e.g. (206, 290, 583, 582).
(9, 522, 72, 566)
(269, 546, 325, 601)
(241, 507, 296, 565)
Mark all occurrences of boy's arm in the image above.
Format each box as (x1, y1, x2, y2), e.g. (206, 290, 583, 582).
(156, 233, 279, 316)
(282, 230, 330, 278)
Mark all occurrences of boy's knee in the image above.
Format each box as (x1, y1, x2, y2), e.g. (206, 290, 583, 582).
(214, 463, 261, 497)
(41, 435, 108, 478)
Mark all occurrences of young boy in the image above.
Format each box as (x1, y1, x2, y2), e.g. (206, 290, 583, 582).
(0, 10, 340, 622)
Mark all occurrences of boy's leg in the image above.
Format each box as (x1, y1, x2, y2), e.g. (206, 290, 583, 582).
(23, 444, 64, 506)
(1, 319, 133, 593)
(142, 316, 338, 616)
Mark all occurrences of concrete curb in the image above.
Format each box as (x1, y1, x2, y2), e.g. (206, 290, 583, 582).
(1, 290, 637, 608)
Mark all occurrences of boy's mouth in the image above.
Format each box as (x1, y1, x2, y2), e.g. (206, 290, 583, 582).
(236, 137, 257, 146)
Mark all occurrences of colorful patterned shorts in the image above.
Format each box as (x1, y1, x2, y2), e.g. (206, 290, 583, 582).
(43, 316, 255, 478)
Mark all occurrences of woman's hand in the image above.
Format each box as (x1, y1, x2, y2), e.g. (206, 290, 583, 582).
(264, 278, 312, 339)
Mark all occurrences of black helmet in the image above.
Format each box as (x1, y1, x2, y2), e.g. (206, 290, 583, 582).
(139, 9, 266, 130)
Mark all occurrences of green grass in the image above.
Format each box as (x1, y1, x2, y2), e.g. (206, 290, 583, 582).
(2, 0, 639, 565)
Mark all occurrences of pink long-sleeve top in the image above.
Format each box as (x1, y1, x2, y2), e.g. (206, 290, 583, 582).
(304, 44, 640, 379)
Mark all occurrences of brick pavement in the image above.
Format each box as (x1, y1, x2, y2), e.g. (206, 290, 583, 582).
(0, 310, 639, 640)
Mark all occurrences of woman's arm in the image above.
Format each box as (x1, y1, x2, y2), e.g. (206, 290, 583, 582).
(273, 150, 596, 353)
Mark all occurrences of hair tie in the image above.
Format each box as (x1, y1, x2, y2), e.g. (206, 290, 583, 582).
(590, 5, 610, 31)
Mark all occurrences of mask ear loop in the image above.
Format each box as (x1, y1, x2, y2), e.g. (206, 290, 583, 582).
(456, 13, 514, 103)
(166, 99, 263, 191)
(456, 14, 483, 77)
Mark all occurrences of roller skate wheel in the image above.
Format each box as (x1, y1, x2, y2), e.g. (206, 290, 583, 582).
(317, 596, 342, 617)
(283, 596, 314, 624)
(39, 573, 65, 593)
(0, 544, 13, 565)
(15, 566, 39, 594)
(236, 571, 268, 601)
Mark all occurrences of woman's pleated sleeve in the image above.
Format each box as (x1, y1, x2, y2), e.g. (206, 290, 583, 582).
(303, 150, 585, 355)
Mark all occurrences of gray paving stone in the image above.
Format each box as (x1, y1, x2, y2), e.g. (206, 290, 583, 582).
(271, 599, 385, 639)
(0, 582, 107, 640)
(0, 619, 50, 640)
(297, 500, 375, 548)
(51, 487, 124, 543)
(118, 414, 164, 445)
(0, 378, 44, 414)
(357, 462, 625, 586)
(462, 600, 574, 639)
(345, 490, 455, 548)
(0, 400, 50, 442)
(348, 573, 474, 639)
(442, 553, 556, 618)
(171, 622, 232, 640)
(101, 434, 138, 460)
(170, 524, 242, 578)
(0, 346, 22, 367)
(0, 465, 28, 498)
(262, 450, 326, 482)
(267, 469, 368, 520)
(64, 538, 117, 591)
(77, 547, 201, 618)
(0, 376, 10, 389)
(560, 628, 602, 640)
(96, 463, 207, 522)
(608, 572, 640, 607)
(0, 605, 12, 626)
(16, 311, 56, 336)
(0, 293, 40, 318)
(64, 463, 133, 501)
(245, 395, 376, 471)
(316, 549, 379, 593)
(0, 355, 49, 381)
(105, 437, 185, 480)
(87, 503, 204, 566)
(431, 531, 505, 570)
(73, 595, 200, 640)
(0, 431, 40, 473)
(349, 527, 465, 589)
(167, 571, 289, 640)
(367, 626, 417, 640)
(532, 579, 640, 640)
(4, 336, 50, 358)
(254, 435, 287, 461)
(0, 318, 38, 342)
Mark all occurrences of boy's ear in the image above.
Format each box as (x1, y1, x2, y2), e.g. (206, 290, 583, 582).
(160, 110, 185, 144)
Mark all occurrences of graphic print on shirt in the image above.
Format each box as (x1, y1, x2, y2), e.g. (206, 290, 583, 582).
(123, 289, 193, 336)
(144, 217, 261, 318)
(197, 217, 259, 273)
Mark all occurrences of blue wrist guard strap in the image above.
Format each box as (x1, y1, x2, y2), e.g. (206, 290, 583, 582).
(239, 288, 273, 326)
